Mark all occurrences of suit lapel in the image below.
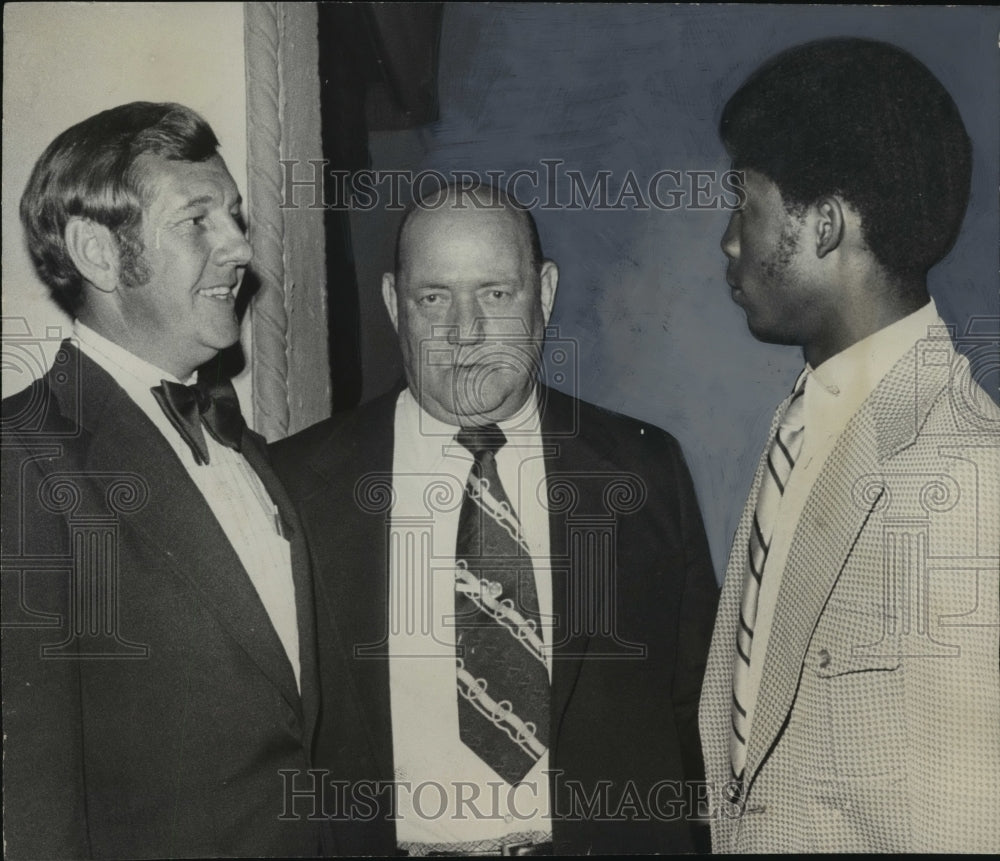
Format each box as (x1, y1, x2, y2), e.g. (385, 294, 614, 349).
(539, 387, 595, 746)
(304, 393, 397, 779)
(55, 343, 303, 718)
(743, 410, 882, 783)
(242, 433, 320, 747)
(702, 405, 776, 787)
(744, 345, 938, 786)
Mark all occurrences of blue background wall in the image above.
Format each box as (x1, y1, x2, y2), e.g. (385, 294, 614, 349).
(349, 4, 1000, 578)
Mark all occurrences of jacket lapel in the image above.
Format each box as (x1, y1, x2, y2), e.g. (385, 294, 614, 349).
(743, 410, 882, 783)
(744, 344, 940, 786)
(303, 392, 397, 779)
(701, 403, 778, 788)
(539, 387, 595, 746)
(54, 343, 303, 718)
(241, 433, 320, 748)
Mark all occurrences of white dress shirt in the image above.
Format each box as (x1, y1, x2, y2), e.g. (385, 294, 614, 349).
(741, 300, 945, 735)
(72, 322, 301, 689)
(388, 387, 553, 845)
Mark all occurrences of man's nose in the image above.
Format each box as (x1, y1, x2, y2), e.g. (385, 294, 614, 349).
(720, 213, 740, 259)
(446, 296, 485, 346)
(214, 217, 253, 268)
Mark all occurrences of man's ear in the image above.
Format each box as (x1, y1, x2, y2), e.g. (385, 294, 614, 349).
(64, 218, 120, 293)
(813, 196, 845, 260)
(538, 260, 558, 325)
(381, 272, 399, 332)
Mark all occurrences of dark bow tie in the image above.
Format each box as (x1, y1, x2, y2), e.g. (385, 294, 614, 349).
(150, 378, 245, 466)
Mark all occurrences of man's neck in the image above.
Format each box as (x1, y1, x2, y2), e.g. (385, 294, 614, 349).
(76, 311, 199, 380)
(74, 318, 198, 383)
(804, 280, 928, 367)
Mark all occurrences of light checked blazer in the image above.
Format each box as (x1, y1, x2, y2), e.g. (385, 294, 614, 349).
(700, 332, 1000, 852)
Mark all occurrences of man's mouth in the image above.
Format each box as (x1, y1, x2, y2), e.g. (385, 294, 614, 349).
(453, 363, 486, 378)
(197, 285, 236, 301)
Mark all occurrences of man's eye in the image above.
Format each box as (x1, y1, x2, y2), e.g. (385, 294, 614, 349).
(190, 215, 207, 227)
(418, 294, 440, 305)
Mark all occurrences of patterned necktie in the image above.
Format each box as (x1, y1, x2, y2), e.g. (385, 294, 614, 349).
(151, 378, 245, 466)
(454, 424, 550, 785)
(730, 370, 808, 783)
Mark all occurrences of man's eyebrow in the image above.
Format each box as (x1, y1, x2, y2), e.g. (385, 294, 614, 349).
(412, 282, 452, 291)
(175, 193, 243, 211)
(176, 194, 215, 210)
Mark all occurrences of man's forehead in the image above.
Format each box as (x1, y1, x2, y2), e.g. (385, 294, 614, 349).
(400, 205, 531, 276)
(138, 153, 240, 209)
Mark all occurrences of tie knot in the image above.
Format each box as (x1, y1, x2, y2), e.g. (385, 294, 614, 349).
(456, 423, 506, 458)
(792, 367, 810, 399)
(151, 377, 245, 465)
(781, 370, 808, 430)
(158, 380, 208, 411)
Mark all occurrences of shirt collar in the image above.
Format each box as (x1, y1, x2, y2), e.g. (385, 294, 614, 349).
(807, 299, 941, 396)
(398, 386, 543, 456)
(797, 298, 943, 447)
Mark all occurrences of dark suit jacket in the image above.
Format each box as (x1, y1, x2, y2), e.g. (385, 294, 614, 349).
(271, 385, 719, 855)
(1, 342, 324, 859)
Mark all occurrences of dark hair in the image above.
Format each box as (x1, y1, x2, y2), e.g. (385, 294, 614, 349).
(393, 179, 544, 276)
(20, 102, 220, 315)
(721, 38, 972, 282)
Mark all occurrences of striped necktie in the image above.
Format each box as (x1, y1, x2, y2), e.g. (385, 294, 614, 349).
(730, 370, 808, 784)
(454, 424, 549, 785)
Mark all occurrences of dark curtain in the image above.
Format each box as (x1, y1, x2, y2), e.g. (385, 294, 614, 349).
(317, 2, 443, 412)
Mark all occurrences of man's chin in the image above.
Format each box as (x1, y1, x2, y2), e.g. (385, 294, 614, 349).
(191, 329, 241, 370)
(209, 323, 242, 350)
(416, 384, 533, 427)
(452, 387, 532, 426)
(745, 319, 802, 349)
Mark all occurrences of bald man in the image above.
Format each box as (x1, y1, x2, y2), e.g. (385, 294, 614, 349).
(271, 183, 718, 856)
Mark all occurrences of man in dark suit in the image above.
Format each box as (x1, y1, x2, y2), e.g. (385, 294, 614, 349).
(2, 103, 323, 858)
(272, 183, 719, 855)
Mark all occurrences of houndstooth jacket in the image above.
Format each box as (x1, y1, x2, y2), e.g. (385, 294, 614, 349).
(699, 329, 1000, 852)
